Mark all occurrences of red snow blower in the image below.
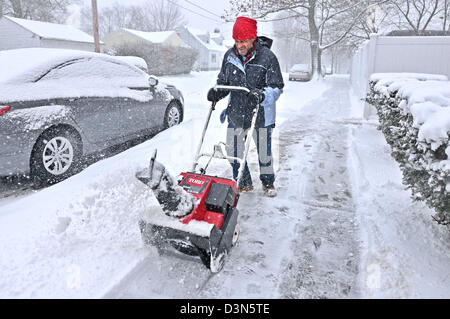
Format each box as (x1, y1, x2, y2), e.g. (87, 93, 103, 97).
(136, 85, 259, 273)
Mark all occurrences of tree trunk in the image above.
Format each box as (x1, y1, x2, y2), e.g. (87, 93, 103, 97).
(331, 48, 336, 74)
(308, 0, 320, 78)
(317, 48, 323, 77)
(286, 38, 291, 73)
(444, 0, 449, 34)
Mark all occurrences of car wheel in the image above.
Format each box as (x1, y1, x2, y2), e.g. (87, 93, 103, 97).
(164, 101, 182, 128)
(30, 126, 82, 185)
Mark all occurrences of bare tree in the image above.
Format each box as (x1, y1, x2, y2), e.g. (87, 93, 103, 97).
(350, 2, 395, 39)
(1, 0, 79, 23)
(80, 4, 139, 38)
(0, 0, 5, 16)
(441, 0, 449, 33)
(144, 0, 186, 31)
(80, 0, 186, 39)
(226, 0, 389, 79)
(387, 0, 443, 35)
(270, 12, 311, 72)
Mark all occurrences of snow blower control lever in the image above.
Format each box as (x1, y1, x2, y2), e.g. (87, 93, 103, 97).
(192, 85, 253, 188)
(136, 85, 259, 273)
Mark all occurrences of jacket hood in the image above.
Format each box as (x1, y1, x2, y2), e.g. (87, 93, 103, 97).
(256, 36, 273, 49)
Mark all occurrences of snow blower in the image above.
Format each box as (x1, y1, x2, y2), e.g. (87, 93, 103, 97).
(136, 85, 260, 273)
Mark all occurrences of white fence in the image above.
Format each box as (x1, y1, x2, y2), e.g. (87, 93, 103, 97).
(350, 35, 450, 117)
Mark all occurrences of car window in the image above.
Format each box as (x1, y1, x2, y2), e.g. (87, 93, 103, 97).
(37, 58, 144, 82)
(290, 64, 311, 73)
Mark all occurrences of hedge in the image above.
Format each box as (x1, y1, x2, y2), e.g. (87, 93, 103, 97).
(111, 41, 198, 76)
(365, 79, 449, 226)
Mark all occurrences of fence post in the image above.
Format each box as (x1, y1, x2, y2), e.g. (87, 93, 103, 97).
(364, 34, 378, 119)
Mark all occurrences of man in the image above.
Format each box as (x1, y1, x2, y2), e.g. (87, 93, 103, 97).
(207, 16, 284, 197)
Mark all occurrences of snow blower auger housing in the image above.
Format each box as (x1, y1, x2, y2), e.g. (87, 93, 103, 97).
(137, 85, 257, 273)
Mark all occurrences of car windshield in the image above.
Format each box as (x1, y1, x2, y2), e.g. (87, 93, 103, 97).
(0, 48, 89, 84)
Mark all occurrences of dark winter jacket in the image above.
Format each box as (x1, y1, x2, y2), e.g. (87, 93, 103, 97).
(215, 36, 284, 129)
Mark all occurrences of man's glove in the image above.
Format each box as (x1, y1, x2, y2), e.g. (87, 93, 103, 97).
(207, 88, 220, 102)
(247, 89, 265, 106)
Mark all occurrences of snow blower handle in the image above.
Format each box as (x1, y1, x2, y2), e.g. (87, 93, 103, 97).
(213, 85, 250, 94)
(192, 85, 252, 172)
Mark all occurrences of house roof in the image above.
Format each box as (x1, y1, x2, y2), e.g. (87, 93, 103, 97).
(186, 26, 208, 37)
(4, 16, 99, 44)
(123, 29, 177, 44)
(181, 26, 227, 53)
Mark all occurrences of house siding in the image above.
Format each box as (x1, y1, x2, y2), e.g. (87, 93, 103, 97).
(0, 18, 40, 50)
(41, 38, 97, 51)
(175, 27, 209, 70)
(0, 17, 100, 52)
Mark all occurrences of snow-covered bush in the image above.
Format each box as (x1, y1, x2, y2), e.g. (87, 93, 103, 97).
(366, 73, 450, 225)
(112, 41, 198, 76)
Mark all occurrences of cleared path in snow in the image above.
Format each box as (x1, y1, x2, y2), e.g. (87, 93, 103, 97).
(105, 76, 363, 298)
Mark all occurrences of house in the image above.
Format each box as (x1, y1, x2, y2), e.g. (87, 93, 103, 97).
(0, 16, 103, 52)
(210, 28, 225, 46)
(175, 26, 228, 71)
(103, 28, 188, 51)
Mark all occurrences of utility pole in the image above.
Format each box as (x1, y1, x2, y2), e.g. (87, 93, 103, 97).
(91, 0, 100, 52)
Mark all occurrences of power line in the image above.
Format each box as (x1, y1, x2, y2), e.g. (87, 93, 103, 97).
(164, 0, 223, 23)
(182, 0, 223, 19)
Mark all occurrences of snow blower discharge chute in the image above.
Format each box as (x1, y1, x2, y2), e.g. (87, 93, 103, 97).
(136, 85, 258, 273)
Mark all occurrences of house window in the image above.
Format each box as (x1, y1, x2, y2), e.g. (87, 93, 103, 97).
(211, 53, 217, 63)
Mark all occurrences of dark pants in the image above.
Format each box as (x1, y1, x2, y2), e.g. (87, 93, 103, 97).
(226, 126, 274, 188)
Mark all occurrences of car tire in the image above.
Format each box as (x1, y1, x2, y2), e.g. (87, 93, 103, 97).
(30, 126, 82, 186)
(163, 101, 182, 129)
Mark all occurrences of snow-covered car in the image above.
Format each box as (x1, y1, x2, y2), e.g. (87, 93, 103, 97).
(289, 64, 312, 81)
(0, 48, 184, 184)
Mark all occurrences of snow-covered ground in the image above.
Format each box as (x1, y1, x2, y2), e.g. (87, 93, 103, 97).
(0, 71, 448, 298)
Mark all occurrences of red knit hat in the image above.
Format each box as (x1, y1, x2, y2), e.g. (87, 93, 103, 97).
(232, 16, 257, 40)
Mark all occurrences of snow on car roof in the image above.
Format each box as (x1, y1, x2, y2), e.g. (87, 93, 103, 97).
(5, 16, 98, 44)
(0, 48, 145, 84)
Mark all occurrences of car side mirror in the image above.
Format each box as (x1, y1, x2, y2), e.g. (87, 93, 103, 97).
(148, 75, 158, 87)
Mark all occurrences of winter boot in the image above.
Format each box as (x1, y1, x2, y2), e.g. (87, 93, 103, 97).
(262, 184, 277, 197)
(238, 185, 254, 193)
